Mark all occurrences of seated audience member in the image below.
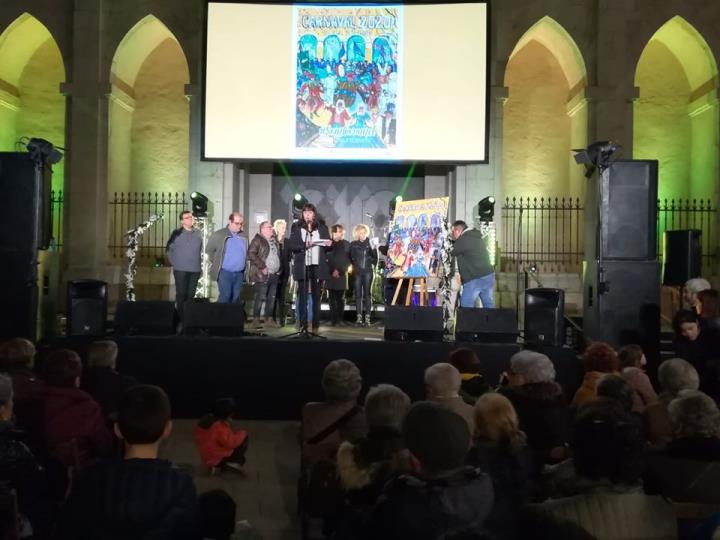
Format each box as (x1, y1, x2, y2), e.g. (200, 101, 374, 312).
(194, 398, 248, 474)
(644, 391, 720, 504)
(0, 374, 51, 539)
(646, 358, 700, 447)
(58, 384, 199, 540)
(541, 401, 677, 540)
(81, 340, 136, 421)
(572, 342, 620, 408)
(366, 402, 494, 540)
(684, 277, 711, 311)
(447, 347, 490, 405)
(618, 344, 657, 413)
(337, 384, 412, 505)
(499, 350, 570, 466)
(425, 362, 475, 437)
(673, 309, 720, 396)
(697, 289, 720, 331)
(33, 349, 112, 466)
(0, 338, 41, 405)
(467, 393, 538, 526)
(301, 359, 367, 465)
(197, 489, 262, 540)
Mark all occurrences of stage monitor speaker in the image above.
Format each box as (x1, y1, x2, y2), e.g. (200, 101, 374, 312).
(524, 288, 565, 347)
(663, 229, 702, 286)
(67, 279, 107, 336)
(115, 301, 177, 336)
(455, 308, 517, 343)
(182, 301, 245, 337)
(384, 306, 443, 342)
(583, 260, 661, 348)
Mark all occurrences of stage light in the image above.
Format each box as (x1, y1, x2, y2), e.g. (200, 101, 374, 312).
(389, 195, 403, 215)
(293, 193, 308, 214)
(26, 137, 63, 165)
(478, 196, 495, 222)
(190, 192, 209, 217)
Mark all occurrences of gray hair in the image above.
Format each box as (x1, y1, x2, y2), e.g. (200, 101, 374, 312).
(364, 384, 411, 429)
(258, 220, 271, 232)
(322, 359, 362, 402)
(669, 390, 720, 438)
(87, 340, 118, 369)
(425, 363, 462, 398)
(0, 374, 12, 407)
(510, 350, 556, 383)
(685, 278, 711, 295)
(658, 358, 699, 397)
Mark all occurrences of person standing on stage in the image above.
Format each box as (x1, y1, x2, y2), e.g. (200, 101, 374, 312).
(350, 224, 377, 326)
(166, 210, 202, 317)
(247, 221, 282, 329)
(272, 219, 290, 326)
(326, 224, 351, 326)
(451, 220, 495, 308)
(206, 213, 247, 303)
(289, 204, 332, 334)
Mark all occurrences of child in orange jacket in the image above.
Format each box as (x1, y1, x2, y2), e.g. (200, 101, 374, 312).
(194, 398, 248, 473)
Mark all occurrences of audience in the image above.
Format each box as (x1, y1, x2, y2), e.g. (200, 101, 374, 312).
(572, 342, 620, 408)
(0, 338, 39, 404)
(58, 384, 199, 540)
(618, 344, 658, 413)
(194, 397, 248, 474)
(80, 340, 136, 421)
(197, 489, 262, 540)
(498, 350, 570, 466)
(673, 309, 720, 396)
(684, 277, 711, 311)
(425, 362, 475, 437)
(697, 289, 720, 331)
(646, 358, 701, 447)
(447, 348, 490, 405)
(365, 401, 494, 540)
(595, 374, 635, 413)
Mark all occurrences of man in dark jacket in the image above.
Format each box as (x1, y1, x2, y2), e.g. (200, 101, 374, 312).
(58, 385, 199, 540)
(247, 221, 282, 328)
(451, 220, 495, 308)
(205, 213, 247, 303)
(166, 210, 202, 317)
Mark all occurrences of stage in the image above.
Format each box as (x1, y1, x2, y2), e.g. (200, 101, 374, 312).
(71, 324, 585, 420)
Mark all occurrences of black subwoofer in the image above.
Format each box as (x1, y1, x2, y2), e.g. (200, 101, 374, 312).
(384, 306, 444, 342)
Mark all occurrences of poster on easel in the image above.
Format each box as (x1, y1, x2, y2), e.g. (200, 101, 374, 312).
(385, 197, 449, 278)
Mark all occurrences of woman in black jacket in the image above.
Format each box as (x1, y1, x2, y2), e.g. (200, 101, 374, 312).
(326, 224, 351, 326)
(349, 224, 377, 326)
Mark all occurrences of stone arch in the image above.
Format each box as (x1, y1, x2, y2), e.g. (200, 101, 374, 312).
(0, 12, 66, 190)
(108, 14, 190, 195)
(634, 16, 719, 202)
(503, 16, 588, 200)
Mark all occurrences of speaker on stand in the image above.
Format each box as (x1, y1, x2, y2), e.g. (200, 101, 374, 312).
(524, 288, 565, 347)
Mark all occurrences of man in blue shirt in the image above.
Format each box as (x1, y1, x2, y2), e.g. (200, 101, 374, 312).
(206, 213, 248, 303)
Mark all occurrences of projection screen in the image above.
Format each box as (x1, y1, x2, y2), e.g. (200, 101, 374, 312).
(203, 2, 489, 162)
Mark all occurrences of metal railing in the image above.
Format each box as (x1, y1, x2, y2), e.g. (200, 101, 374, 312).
(657, 198, 717, 275)
(49, 190, 64, 250)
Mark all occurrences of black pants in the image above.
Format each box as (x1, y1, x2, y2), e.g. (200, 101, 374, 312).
(218, 435, 249, 467)
(328, 289, 345, 324)
(173, 270, 200, 318)
(354, 273, 373, 315)
(253, 274, 279, 318)
(298, 266, 321, 327)
(273, 278, 287, 324)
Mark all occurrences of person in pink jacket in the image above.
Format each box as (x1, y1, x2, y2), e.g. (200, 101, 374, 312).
(194, 398, 248, 474)
(619, 344, 658, 413)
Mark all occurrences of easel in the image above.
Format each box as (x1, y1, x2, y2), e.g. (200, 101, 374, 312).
(391, 278, 429, 306)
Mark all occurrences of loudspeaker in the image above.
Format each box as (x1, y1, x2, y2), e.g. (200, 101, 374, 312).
(0, 250, 38, 340)
(455, 308, 517, 343)
(384, 306, 443, 342)
(115, 301, 177, 336)
(67, 280, 107, 336)
(584, 260, 661, 347)
(182, 302, 245, 336)
(663, 229, 702, 286)
(585, 160, 658, 261)
(524, 288, 565, 347)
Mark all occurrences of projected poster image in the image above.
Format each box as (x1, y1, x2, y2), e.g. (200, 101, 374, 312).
(294, 5, 402, 158)
(385, 197, 449, 279)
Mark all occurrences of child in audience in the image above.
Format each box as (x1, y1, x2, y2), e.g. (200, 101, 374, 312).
(194, 398, 249, 474)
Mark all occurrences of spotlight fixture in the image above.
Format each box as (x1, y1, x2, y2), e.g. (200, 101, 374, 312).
(573, 140, 620, 177)
(478, 196, 496, 222)
(389, 195, 403, 215)
(190, 192, 209, 217)
(292, 193, 308, 214)
(26, 137, 63, 165)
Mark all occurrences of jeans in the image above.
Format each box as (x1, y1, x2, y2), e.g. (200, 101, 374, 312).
(217, 269, 245, 303)
(354, 273, 373, 315)
(173, 270, 200, 317)
(328, 289, 345, 324)
(297, 265, 321, 327)
(460, 273, 495, 308)
(253, 274, 279, 318)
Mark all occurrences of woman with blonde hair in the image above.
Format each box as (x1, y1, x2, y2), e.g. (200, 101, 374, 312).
(349, 224, 377, 326)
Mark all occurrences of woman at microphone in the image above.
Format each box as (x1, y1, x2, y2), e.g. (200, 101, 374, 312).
(289, 203, 332, 334)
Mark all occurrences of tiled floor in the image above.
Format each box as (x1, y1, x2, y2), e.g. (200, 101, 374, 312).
(161, 419, 302, 540)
